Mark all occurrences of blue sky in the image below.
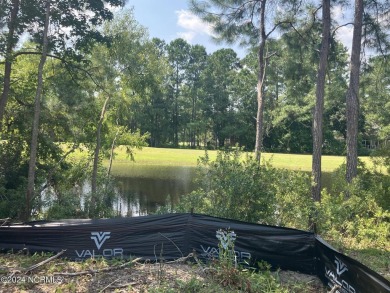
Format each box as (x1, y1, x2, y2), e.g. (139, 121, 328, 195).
(124, 1, 353, 58)
(125, 0, 247, 57)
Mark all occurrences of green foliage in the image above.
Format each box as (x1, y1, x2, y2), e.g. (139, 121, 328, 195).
(0, 137, 28, 218)
(272, 169, 313, 230)
(204, 228, 287, 293)
(215, 229, 237, 270)
(176, 150, 313, 229)
(176, 150, 277, 223)
(371, 145, 390, 177)
(174, 148, 389, 252)
(44, 191, 87, 220)
(316, 163, 390, 250)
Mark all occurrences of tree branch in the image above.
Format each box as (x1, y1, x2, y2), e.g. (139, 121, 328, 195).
(332, 22, 354, 39)
(53, 257, 142, 276)
(24, 250, 66, 273)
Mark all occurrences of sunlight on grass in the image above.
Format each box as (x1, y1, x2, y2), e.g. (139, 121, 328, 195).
(65, 145, 373, 176)
(110, 146, 372, 173)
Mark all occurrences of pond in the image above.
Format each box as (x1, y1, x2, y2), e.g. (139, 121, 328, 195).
(63, 163, 336, 218)
(111, 166, 197, 216)
(108, 165, 335, 217)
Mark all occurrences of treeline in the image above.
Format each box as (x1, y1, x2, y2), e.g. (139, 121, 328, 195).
(2, 9, 388, 155)
(119, 32, 390, 156)
(1, 7, 389, 152)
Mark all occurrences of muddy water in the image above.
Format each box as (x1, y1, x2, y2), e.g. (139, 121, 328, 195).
(112, 166, 197, 216)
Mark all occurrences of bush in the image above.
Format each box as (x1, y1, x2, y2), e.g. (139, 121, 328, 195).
(272, 169, 312, 230)
(316, 163, 390, 250)
(206, 228, 287, 293)
(0, 138, 29, 219)
(175, 150, 278, 224)
(175, 150, 313, 229)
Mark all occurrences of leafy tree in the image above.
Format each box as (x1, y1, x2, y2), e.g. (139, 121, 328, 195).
(0, 0, 125, 132)
(166, 38, 191, 147)
(361, 55, 390, 142)
(257, 23, 317, 153)
(322, 40, 349, 155)
(25, 0, 50, 221)
(201, 49, 238, 148)
(0, 0, 21, 130)
(114, 37, 171, 148)
(230, 56, 257, 149)
(0, 46, 87, 218)
(344, 0, 390, 182)
(184, 44, 208, 148)
(87, 10, 150, 217)
(190, 0, 302, 162)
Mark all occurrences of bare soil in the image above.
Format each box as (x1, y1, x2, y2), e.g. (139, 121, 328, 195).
(0, 254, 326, 293)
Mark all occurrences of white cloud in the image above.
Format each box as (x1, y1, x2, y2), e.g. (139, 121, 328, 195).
(332, 5, 353, 54)
(337, 26, 353, 53)
(332, 5, 346, 22)
(175, 10, 215, 42)
(177, 31, 197, 42)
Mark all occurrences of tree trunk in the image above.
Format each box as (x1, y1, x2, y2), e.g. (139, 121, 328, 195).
(191, 95, 196, 148)
(174, 66, 180, 147)
(91, 95, 110, 217)
(254, 0, 267, 163)
(0, 0, 20, 132)
(107, 127, 120, 178)
(346, 0, 363, 185)
(24, 0, 50, 221)
(312, 0, 331, 203)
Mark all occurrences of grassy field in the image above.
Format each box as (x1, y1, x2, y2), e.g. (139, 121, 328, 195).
(110, 146, 372, 172)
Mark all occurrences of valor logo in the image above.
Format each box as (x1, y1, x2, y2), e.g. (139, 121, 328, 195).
(335, 256, 348, 276)
(325, 256, 355, 293)
(91, 232, 111, 249)
(74, 231, 123, 260)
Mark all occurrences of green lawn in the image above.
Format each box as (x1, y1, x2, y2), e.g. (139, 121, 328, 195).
(111, 146, 372, 172)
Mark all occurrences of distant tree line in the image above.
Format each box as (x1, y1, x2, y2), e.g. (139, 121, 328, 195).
(128, 37, 389, 156)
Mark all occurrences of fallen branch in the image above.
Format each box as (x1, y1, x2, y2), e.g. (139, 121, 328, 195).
(107, 282, 138, 290)
(54, 257, 142, 277)
(25, 250, 66, 273)
(99, 277, 121, 293)
(165, 253, 193, 264)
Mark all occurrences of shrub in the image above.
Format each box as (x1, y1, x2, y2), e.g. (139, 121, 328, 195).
(272, 169, 312, 230)
(176, 150, 278, 224)
(206, 228, 287, 293)
(176, 150, 313, 229)
(316, 163, 390, 250)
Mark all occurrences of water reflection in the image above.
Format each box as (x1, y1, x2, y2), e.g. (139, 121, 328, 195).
(112, 166, 197, 216)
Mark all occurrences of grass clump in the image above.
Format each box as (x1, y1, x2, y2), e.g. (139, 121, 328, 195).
(173, 228, 324, 293)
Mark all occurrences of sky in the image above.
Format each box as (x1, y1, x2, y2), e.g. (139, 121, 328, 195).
(124, 1, 354, 58)
(124, 0, 247, 58)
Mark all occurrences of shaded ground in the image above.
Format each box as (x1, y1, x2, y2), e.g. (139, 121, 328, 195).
(0, 253, 326, 293)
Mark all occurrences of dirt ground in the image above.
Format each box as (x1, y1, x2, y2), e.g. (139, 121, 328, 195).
(0, 254, 326, 293)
